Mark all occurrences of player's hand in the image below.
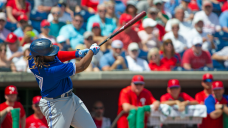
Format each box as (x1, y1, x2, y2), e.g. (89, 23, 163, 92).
(6, 107, 13, 112)
(75, 49, 90, 58)
(89, 43, 100, 55)
(152, 101, 160, 111)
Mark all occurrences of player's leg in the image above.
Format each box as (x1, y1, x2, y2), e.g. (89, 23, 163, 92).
(70, 94, 96, 128)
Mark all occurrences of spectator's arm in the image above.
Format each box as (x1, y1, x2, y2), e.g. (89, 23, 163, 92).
(6, 6, 17, 23)
(21, 115, 26, 128)
(0, 107, 13, 123)
(183, 63, 192, 70)
(102, 62, 118, 71)
(210, 109, 223, 119)
(157, 12, 168, 24)
(161, 100, 180, 106)
(222, 27, 228, 33)
(122, 103, 137, 112)
(152, 100, 160, 111)
(11, 62, 17, 72)
(37, 5, 52, 12)
(8, 52, 23, 61)
(212, 54, 228, 61)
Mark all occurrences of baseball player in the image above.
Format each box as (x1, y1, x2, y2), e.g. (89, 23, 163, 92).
(28, 38, 100, 128)
(0, 85, 26, 128)
(26, 96, 48, 128)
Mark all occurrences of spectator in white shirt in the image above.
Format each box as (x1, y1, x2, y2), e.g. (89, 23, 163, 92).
(14, 44, 31, 72)
(165, 6, 192, 33)
(163, 18, 187, 54)
(138, 18, 160, 51)
(179, 0, 194, 22)
(185, 16, 215, 51)
(193, 0, 220, 34)
(126, 43, 150, 71)
(212, 46, 228, 68)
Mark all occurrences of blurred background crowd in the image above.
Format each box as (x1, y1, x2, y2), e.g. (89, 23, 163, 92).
(1, 0, 228, 72)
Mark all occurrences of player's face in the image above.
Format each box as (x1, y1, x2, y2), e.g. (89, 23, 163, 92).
(168, 87, 181, 98)
(5, 94, 17, 102)
(131, 82, 144, 95)
(93, 102, 104, 117)
(32, 103, 42, 114)
(43, 56, 55, 62)
(213, 89, 224, 99)
(202, 81, 212, 89)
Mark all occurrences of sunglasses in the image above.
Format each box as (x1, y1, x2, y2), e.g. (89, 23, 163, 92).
(74, 19, 83, 23)
(114, 48, 122, 50)
(93, 26, 100, 29)
(131, 50, 138, 52)
(0, 19, 5, 22)
(172, 26, 179, 29)
(165, 42, 173, 46)
(94, 107, 104, 110)
(86, 37, 93, 41)
(150, 12, 157, 15)
(205, 6, 211, 8)
(0, 49, 6, 52)
(203, 80, 213, 83)
(134, 83, 144, 86)
(99, 10, 106, 12)
(52, 12, 61, 15)
(194, 44, 202, 47)
(43, 26, 50, 29)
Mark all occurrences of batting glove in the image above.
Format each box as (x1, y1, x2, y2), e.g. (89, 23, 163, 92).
(75, 49, 90, 58)
(89, 43, 100, 55)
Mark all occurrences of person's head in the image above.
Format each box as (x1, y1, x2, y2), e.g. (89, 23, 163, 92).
(0, 43, 6, 58)
(192, 37, 203, 54)
(105, 1, 115, 15)
(92, 101, 104, 118)
(148, 47, 160, 63)
(181, 0, 190, 8)
(201, 73, 213, 90)
(17, 14, 28, 27)
(202, 0, 212, 15)
(143, 18, 157, 34)
(128, 42, 139, 60)
(72, 14, 83, 30)
(170, 18, 180, 35)
(58, 3, 67, 13)
(167, 79, 181, 99)
(153, 0, 163, 11)
(4, 85, 18, 103)
(131, 75, 145, 95)
(111, 40, 123, 57)
(97, 4, 107, 19)
(174, 7, 185, 22)
(40, 20, 50, 35)
(126, 1, 137, 15)
(161, 39, 175, 57)
(91, 22, 101, 36)
(147, 7, 158, 20)
(32, 96, 42, 114)
(84, 31, 94, 48)
(51, 6, 61, 21)
(22, 44, 30, 58)
(6, 33, 19, 52)
(193, 17, 204, 32)
(0, 12, 6, 30)
(212, 81, 224, 100)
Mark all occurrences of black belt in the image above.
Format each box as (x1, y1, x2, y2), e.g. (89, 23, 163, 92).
(53, 91, 72, 99)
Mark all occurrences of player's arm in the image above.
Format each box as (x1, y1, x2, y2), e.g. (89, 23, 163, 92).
(0, 107, 13, 123)
(210, 108, 223, 119)
(161, 100, 180, 106)
(122, 103, 137, 112)
(57, 50, 89, 62)
(183, 63, 192, 70)
(21, 115, 26, 128)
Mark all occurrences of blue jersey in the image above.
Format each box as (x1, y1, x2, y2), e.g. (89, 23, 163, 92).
(28, 54, 76, 98)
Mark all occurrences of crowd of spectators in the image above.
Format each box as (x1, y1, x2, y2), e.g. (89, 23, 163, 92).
(1, 0, 228, 72)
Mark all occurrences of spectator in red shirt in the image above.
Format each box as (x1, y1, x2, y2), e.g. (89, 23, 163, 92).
(92, 101, 111, 128)
(148, 47, 170, 71)
(6, 0, 30, 23)
(81, 0, 99, 13)
(0, 85, 26, 128)
(26, 96, 48, 128)
(182, 37, 213, 70)
(113, 14, 141, 50)
(117, 75, 160, 128)
(160, 79, 198, 128)
(19, 25, 34, 46)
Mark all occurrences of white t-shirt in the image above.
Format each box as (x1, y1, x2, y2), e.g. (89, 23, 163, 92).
(39, 34, 57, 44)
(138, 29, 159, 49)
(14, 57, 31, 72)
(92, 51, 103, 68)
(194, 11, 220, 34)
(163, 31, 187, 53)
(165, 20, 192, 33)
(48, 12, 72, 23)
(6, 46, 23, 64)
(215, 46, 228, 67)
(126, 56, 150, 71)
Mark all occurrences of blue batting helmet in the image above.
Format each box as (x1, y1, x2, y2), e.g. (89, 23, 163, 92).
(30, 38, 59, 57)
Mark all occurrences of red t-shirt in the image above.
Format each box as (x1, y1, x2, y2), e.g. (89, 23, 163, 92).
(160, 57, 177, 69)
(160, 92, 195, 102)
(117, 86, 156, 128)
(0, 101, 26, 128)
(93, 118, 102, 128)
(222, 2, 228, 12)
(148, 61, 170, 71)
(26, 114, 48, 128)
(6, 0, 30, 21)
(112, 28, 141, 50)
(195, 90, 209, 104)
(81, 0, 99, 12)
(188, 0, 199, 11)
(181, 48, 212, 69)
(139, 23, 165, 41)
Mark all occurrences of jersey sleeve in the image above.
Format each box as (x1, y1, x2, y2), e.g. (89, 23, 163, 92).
(57, 51, 76, 62)
(205, 95, 216, 114)
(182, 92, 195, 101)
(195, 93, 203, 104)
(118, 90, 130, 106)
(51, 62, 76, 79)
(160, 94, 168, 102)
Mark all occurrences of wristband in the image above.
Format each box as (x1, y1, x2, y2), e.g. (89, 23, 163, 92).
(75, 50, 80, 58)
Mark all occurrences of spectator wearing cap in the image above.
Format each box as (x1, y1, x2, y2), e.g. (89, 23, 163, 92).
(117, 75, 160, 128)
(0, 12, 11, 41)
(182, 37, 213, 70)
(59, 14, 85, 49)
(193, 0, 220, 34)
(212, 46, 228, 69)
(160, 79, 198, 128)
(113, 14, 141, 51)
(39, 20, 57, 45)
(0, 43, 16, 72)
(185, 16, 215, 51)
(14, 44, 31, 72)
(138, 18, 160, 51)
(202, 81, 228, 128)
(33, 0, 58, 13)
(153, 0, 169, 25)
(219, 10, 228, 33)
(13, 14, 39, 38)
(126, 43, 150, 71)
(179, 0, 194, 22)
(26, 96, 48, 128)
(195, 73, 213, 104)
(87, 4, 117, 36)
(19, 25, 34, 46)
(0, 85, 26, 128)
(163, 18, 187, 54)
(99, 40, 128, 71)
(6, 0, 30, 23)
(48, 7, 66, 38)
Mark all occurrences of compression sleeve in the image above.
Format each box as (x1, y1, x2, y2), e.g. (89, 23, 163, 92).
(57, 51, 77, 62)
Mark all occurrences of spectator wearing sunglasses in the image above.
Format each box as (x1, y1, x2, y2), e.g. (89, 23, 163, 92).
(160, 79, 198, 128)
(0, 43, 16, 72)
(117, 75, 160, 128)
(39, 20, 57, 45)
(153, 0, 169, 25)
(26, 96, 48, 128)
(0, 12, 10, 41)
(92, 101, 111, 128)
(48, 7, 66, 38)
(182, 37, 213, 70)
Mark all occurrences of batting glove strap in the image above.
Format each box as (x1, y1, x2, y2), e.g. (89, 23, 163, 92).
(89, 43, 100, 55)
(75, 49, 90, 58)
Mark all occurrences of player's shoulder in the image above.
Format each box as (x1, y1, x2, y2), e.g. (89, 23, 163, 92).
(26, 114, 35, 121)
(121, 86, 132, 94)
(0, 102, 7, 110)
(14, 101, 25, 108)
(142, 88, 152, 95)
(161, 93, 169, 98)
(195, 91, 204, 96)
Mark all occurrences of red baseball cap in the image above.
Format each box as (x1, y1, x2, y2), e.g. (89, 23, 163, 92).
(132, 75, 145, 84)
(202, 73, 213, 82)
(32, 96, 42, 104)
(212, 81, 224, 90)
(17, 14, 28, 21)
(41, 20, 50, 27)
(168, 79, 180, 88)
(119, 13, 132, 25)
(92, 22, 100, 28)
(6, 33, 18, 43)
(5, 85, 18, 95)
